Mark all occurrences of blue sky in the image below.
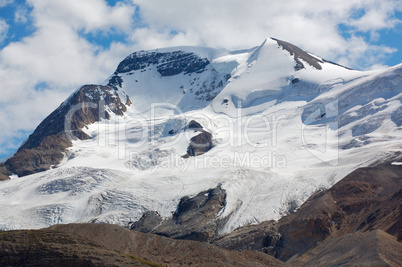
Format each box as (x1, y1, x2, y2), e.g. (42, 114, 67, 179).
(0, 0, 401, 160)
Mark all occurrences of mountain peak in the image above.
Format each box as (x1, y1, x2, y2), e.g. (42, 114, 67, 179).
(4, 85, 130, 177)
(0, 38, 401, 243)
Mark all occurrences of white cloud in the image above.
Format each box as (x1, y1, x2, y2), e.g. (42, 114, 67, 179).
(0, 0, 12, 8)
(0, 19, 8, 43)
(14, 5, 29, 23)
(131, 0, 400, 68)
(347, 0, 402, 32)
(0, 88, 68, 155)
(27, 0, 135, 33)
(334, 35, 397, 68)
(0, 0, 137, 157)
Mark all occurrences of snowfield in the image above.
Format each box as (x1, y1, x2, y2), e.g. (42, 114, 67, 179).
(0, 38, 401, 233)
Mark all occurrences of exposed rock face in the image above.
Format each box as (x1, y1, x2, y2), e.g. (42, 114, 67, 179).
(272, 37, 351, 72)
(185, 120, 203, 130)
(130, 211, 163, 233)
(186, 131, 213, 157)
(4, 135, 72, 177)
(114, 50, 210, 77)
(4, 85, 130, 177)
(132, 185, 227, 242)
(212, 221, 280, 252)
(212, 165, 402, 262)
(109, 50, 230, 104)
(183, 120, 213, 157)
(0, 163, 11, 181)
(272, 37, 323, 70)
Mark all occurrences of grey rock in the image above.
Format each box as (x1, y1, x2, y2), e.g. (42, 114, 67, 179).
(212, 221, 280, 252)
(133, 185, 227, 242)
(272, 37, 323, 70)
(130, 211, 162, 233)
(182, 120, 213, 157)
(186, 131, 213, 157)
(115, 50, 209, 77)
(0, 163, 11, 180)
(4, 85, 130, 177)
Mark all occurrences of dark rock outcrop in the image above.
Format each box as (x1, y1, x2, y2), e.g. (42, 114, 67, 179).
(186, 131, 213, 157)
(111, 50, 227, 103)
(0, 174, 9, 181)
(4, 85, 130, 177)
(107, 74, 124, 89)
(130, 211, 163, 233)
(115, 50, 209, 77)
(185, 120, 203, 130)
(133, 185, 227, 242)
(0, 163, 11, 181)
(272, 37, 323, 70)
(212, 221, 280, 252)
(182, 120, 213, 157)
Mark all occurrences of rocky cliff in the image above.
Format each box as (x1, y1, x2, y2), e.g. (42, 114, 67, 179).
(131, 185, 227, 242)
(4, 85, 130, 177)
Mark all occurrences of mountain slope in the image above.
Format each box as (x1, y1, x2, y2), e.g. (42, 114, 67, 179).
(4, 85, 131, 177)
(0, 223, 283, 267)
(48, 223, 284, 266)
(212, 164, 402, 261)
(0, 228, 155, 266)
(290, 230, 402, 267)
(0, 37, 401, 237)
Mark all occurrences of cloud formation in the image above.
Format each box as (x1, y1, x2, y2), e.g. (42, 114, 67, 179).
(0, 0, 136, 157)
(14, 5, 29, 23)
(0, 0, 12, 8)
(0, 18, 8, 43)
(0, 0, 401, 158)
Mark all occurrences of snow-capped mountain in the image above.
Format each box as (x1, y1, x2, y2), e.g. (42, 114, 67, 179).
(0, 38, 401, 234)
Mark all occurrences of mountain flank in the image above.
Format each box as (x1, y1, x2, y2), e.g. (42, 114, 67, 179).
(289, 229, 402, 267)
(4, 85, 130, 177)
(126, 164, 401, 264)
(211, 165, 402, 262)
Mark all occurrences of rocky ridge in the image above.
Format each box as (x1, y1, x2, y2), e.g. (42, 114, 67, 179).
(131, 185, 226, 242)
(4, 85, 130, 177)
(0, 223, 283, 267)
